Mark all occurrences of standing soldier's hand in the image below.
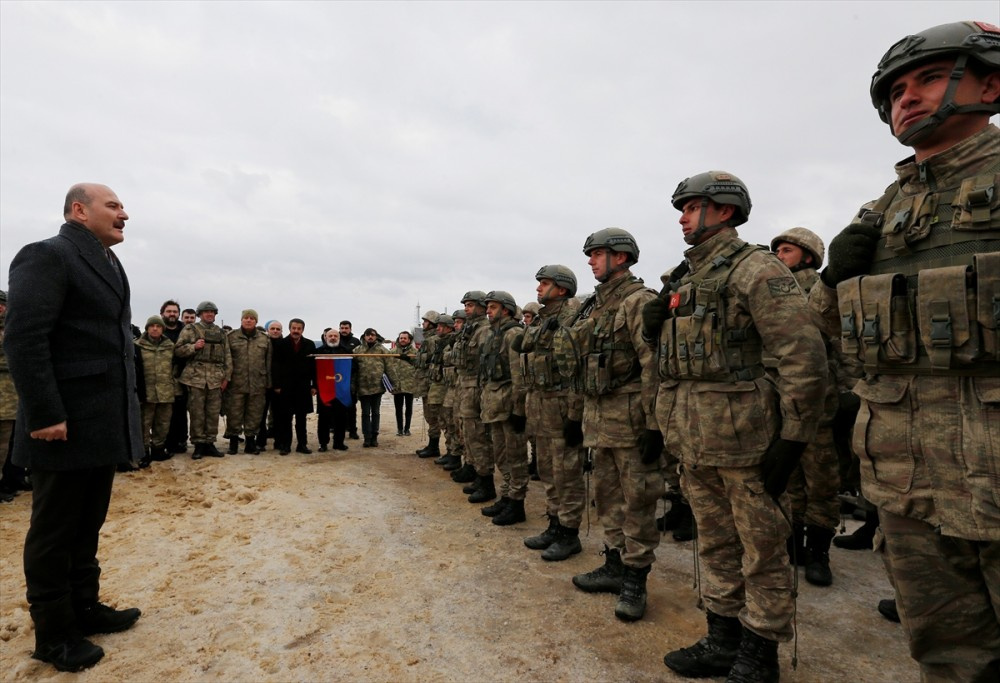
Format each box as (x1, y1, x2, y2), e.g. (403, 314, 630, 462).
(641, 298, 670, 341)
(638, 429, 664, 464)
(761, 439, 807, 497)
(821, 224, 881, 286)
(562, 419, 584, 448)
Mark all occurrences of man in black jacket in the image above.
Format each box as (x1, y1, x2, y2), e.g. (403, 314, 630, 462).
(271, 318, 316, 455)
(4, 183, 143, 672)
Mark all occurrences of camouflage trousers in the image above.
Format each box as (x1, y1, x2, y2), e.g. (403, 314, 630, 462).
(461, 417, 491, 475)
(681, 464, 794, 642)
(223, 390, 266, 439)
(536, 435, 586, 529)
(424, 401, 443, 439)
(444, 404, 464, 457)
(786, 422, 840, 529)
(593, 446, 662, 568)
(488, 420, 529, 501)
(186, 385, 222, 444)
(141, 402, 173, 448)
(880, 510, 1000, 683)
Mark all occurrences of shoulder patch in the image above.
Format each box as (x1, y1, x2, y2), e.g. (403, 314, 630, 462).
(766, 276, 799, 297)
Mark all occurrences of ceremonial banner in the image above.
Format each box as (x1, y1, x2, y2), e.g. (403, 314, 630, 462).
(315, 357, 353, 406)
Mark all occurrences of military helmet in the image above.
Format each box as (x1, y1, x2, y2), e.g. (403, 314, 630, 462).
(422, 310, 439, 325)
(435, 313, 455, 328)
(484, 290, 518, 316)
(770, 227, 825, 268)
(671, 171, 751, 226)
(452, 309, 467, 320)
(582, 228, 639, 263)
(534, 264, 578, 297)
(196, 300, 219, 314)
(871, 21, 1000, 128)
(461, 290, 488, 307)
(522, 302, 541, 315)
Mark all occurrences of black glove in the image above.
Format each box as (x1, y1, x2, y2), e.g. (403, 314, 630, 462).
(398, 354, 413, 363)
(641, 297, 670, 340)
(544, 317, 560, 332)
(822, 224, 881, 287)
(563, 419, 584, 448)
(511, 334, 524, 353)
(638, 429, 664, 465)
(509, 413, 527, 434)
(761, 439, 808, 497)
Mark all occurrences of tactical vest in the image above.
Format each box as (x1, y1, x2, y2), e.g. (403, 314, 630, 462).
(480, 320, 520, 384)
(657, 242, 767, 382)
(191, 323, 227, 365)
(453, 315, 486, 377)
(429, 332, 453, 383)
(518, 303, 578, 392)
(578, 276, 646, 396)
(838, 164, 1000, 376)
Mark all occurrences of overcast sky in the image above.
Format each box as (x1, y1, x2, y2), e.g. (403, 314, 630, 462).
(2, 1, 997, 338)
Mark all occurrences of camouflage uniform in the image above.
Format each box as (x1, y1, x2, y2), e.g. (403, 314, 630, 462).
(572, 272, 661, 568)
(655, 226, 827, 642)
(175, 321, 232, 446)
(515, 297, 586, 528)
(416, 328, 443, 439)
(135, 333, 176, 449)
(224, 326, 271, 441)
(480, 317, 528, 501)
(812, 123, 1000, 680)
(453, 312, 493, 477)
(439, 329, 464, 460)
(353, 340, 397, 443)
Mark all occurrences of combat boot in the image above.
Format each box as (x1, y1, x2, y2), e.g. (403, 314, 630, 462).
(672, 501, 697, 542)
(804, 524, 834, 586)
(191, 444, 204, 460)
(542, 525, 582, 561)
(787, 521, 807, 566)
(572, 545, 625, 593)
(452, 463, 477, 483)
(877, 598, 900, 623)
(524, 515, 560, 550)
(467, 475, 496, 504)
(663, 610, 742, 677)
(481, 496, 510, 517)
(724, 628, 779, 683)
(244, 439, 260, 455)
(492, 498, 526, 526)
(228, 437, 240, 455)
(443, 457, 465, 472)
(614, 564, 651, 622)
(833, 508, 878, 550)
(203, 443, 224, 457)
(150, 445, 170, 461)
(656, 494, 685, 531)
(416, 437, 440, 458)
(433, 452, 451, 465)
(75, 602, 141, 636)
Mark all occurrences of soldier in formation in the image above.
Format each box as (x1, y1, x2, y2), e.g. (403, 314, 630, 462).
(134, 315, 177, 465)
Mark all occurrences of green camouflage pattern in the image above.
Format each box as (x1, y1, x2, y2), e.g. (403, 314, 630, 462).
(135, 334, 177, 403)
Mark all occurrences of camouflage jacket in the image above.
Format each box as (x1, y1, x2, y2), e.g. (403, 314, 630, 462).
(452, 313, 490, 388)
(654, 228, 827, 467)
(135, 334, 177, 403)
(353, 342, 397, 396)
(513, 298, 583, 421)
(227, 327, 271, 394)
(570, 272, 658, 447)
(810, 124, 1000, 539)
(413, 330, 437, 396)
(391, 342, 419, 394)
(175, 321, 232, 389)
(479, 318, 524, 423)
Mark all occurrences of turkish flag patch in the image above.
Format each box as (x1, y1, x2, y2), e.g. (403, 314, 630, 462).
(669, 293, 682, 309)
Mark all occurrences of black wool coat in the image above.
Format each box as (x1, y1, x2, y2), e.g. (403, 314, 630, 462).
(271, 335, 316, 414)
(4, 222, 143, 470)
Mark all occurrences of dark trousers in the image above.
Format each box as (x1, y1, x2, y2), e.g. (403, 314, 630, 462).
(349, 403, 358, 436)
(24, 466, 116, 611)
(394, 393, 414, 431)
(166, 387, 188, 449)
(360, 394, 382, 438)
(317, 401, 350, 447)
(257, 388, 276, 446)
(274, 392, 308, 448)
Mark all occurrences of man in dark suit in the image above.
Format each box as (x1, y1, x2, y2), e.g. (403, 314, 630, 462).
(4, 183, 143, 672)
(271, 318, 316, 455)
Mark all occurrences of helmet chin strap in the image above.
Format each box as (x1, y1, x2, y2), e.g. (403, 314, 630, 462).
(894, 54, 1000, 146)
(683, 198, 728, 245)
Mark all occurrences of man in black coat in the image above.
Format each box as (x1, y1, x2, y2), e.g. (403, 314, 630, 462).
(4, 183, 144, 672)
(271, 318, 316, 455)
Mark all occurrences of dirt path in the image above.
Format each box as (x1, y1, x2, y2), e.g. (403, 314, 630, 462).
(1, 401, 914, 682)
